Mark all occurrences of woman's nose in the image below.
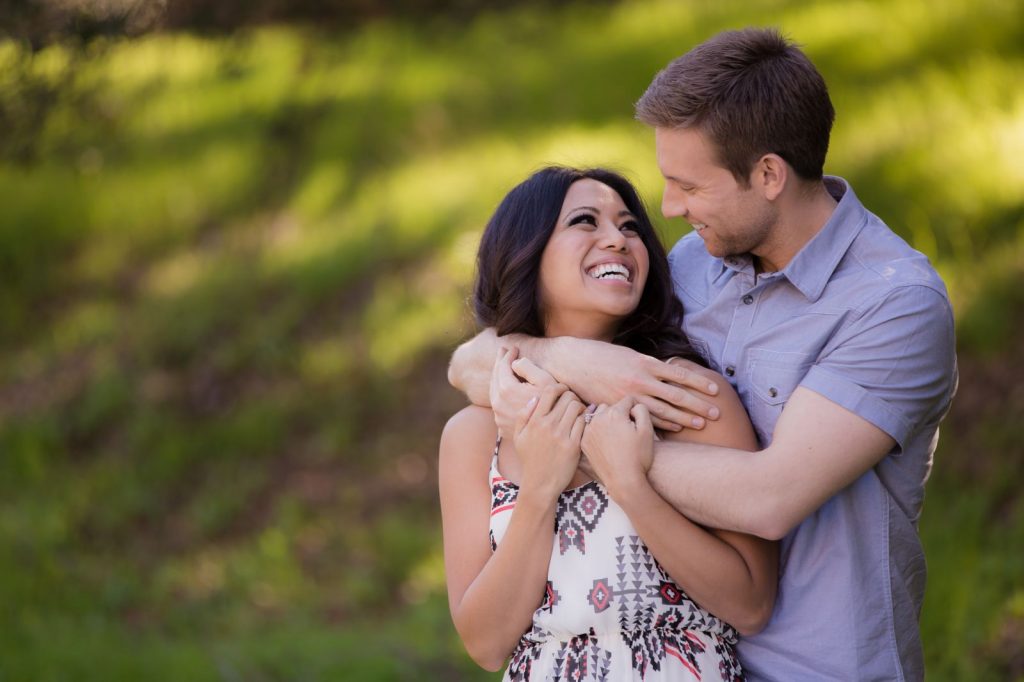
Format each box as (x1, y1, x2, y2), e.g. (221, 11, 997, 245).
(598, 222, 627, 250)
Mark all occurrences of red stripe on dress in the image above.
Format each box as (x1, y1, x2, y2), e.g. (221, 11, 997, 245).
(491, 503, 516, 516)
(664, 645, 700, 679)
(683, 631, 705, 648)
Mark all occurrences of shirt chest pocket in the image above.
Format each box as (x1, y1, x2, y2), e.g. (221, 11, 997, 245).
(744, 348, 815, 445)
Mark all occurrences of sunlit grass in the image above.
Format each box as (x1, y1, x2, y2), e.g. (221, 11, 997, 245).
(0, 0, 1020, 678)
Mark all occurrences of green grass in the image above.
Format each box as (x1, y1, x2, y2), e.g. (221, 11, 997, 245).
(0, 0, 1022, 679)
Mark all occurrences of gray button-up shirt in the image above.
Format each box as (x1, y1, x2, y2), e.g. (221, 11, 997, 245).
(668, 177, 957, 681)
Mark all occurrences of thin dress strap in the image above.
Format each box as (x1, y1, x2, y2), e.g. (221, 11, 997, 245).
(490, 435, 502, 471)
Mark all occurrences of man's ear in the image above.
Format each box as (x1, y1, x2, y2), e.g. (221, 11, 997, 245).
(753, 153, 787, 201)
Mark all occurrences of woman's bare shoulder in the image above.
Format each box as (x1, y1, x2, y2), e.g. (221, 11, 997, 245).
(665, 357, 758, 450)
(440, 405, 498, 463)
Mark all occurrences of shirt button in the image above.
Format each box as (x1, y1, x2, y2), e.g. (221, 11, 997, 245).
(725, 366, 735, 377)
(768, 387, 778, 398)
(742, 294, 754, 305)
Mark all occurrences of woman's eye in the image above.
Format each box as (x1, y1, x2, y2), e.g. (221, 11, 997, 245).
(620, 220, 639, 234)
(568, 214, 597, 227)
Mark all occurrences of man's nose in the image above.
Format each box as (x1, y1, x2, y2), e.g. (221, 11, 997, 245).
(661, 186, 688, 219)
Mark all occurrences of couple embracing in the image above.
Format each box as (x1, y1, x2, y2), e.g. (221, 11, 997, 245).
(438, 27, 957, 682)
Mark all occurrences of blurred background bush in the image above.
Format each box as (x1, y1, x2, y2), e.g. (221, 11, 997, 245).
(0, 0, 1021, 679)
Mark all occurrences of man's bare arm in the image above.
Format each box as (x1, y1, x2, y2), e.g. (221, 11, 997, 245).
(448, 329, 721, 430)
(647, 386, 896, 540)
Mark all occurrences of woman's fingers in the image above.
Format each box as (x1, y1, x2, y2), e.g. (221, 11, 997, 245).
(630, 402, 652, 434)
(511, 356, 557, 387)
(514, 395, 539, 433)
(531, 382, 569, 420)
(569, 411, 587, 445)
(557, 395, 586, 433)
(610, 395, 636, 418)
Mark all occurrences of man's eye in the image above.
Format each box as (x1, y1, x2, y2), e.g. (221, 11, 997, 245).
(569, 214, 597, 227)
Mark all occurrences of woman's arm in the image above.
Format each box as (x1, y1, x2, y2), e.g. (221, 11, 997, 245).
(581, 361, 778, 635)
(439, 387, 585, 670)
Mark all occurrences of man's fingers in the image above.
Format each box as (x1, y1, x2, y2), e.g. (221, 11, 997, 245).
(659, 361, 719, 397)
(648, 381, 720, 421)
(511, 357, 557, 387)
(635, 396, 693, 432)
(650, 414, 678, 431)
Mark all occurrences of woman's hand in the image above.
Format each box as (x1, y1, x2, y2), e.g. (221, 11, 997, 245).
(580, 397, 654, 499)
(489, 346, 558, 438)
(512, 383, 586, 499)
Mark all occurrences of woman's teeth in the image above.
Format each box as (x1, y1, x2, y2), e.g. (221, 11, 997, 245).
(588, 263, 630, 281)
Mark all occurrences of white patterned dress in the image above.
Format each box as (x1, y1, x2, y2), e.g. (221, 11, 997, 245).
(489, 452, 744, 681)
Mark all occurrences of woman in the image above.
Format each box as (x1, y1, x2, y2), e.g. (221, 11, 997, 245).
(439, 167, 776, 681)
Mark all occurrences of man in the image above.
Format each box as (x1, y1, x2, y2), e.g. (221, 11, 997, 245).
(449, 28, 957, 681)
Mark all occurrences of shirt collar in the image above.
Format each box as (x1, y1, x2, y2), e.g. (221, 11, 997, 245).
(778, 176, 867, 302)
(711, 177, 867, 297)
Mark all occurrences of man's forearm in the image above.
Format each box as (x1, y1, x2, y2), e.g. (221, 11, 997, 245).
(448, 330, 558, 406)
(448, 329, 499, 406)
(648, 440, 783, 539)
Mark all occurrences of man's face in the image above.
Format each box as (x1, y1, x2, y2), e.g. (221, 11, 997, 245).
(654, 126, 776, 261)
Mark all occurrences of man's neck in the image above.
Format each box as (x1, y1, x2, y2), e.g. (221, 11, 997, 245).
(754, 180, 838, 273)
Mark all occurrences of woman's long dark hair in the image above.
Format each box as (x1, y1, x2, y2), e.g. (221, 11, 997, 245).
(473, 166, 705, 365)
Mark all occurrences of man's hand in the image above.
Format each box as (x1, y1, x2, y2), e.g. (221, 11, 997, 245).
(546, 338, 720, 431)
(454, 330, 721, 432)
(489, 346, 557, 438)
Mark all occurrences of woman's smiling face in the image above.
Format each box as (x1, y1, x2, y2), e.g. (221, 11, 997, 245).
(537, 178, 650, 341)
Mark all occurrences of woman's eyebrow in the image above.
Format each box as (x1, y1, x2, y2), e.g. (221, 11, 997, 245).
(562, 206, 599, 222)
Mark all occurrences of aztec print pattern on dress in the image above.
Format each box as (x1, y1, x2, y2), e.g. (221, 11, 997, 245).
(491, 473, 519, 518)
(488, 450, 744, 681)
(608, 535, 742, 680)
(509, 628, 613, 682)
(555, 482, 609, 555)
(508, 622, 554, 682)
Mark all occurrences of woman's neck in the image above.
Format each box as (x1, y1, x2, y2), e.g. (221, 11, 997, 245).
(543, 313, 617, 343)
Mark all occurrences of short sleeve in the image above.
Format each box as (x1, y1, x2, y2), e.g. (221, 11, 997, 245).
(800, 284, 957, 451)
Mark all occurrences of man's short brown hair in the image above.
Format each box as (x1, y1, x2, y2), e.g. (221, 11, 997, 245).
(636, 27, 834, 185)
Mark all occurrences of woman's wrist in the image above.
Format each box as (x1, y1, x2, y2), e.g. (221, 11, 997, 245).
(604, 467, 653, 506)
(514, 483, 561, 515)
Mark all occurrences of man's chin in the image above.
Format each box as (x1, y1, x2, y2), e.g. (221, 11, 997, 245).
(700, 240, 727, 259)
(700, 238, 741, 261)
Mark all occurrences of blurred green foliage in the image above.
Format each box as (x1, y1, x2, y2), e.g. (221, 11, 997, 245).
(0, 0, 1021, 679)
